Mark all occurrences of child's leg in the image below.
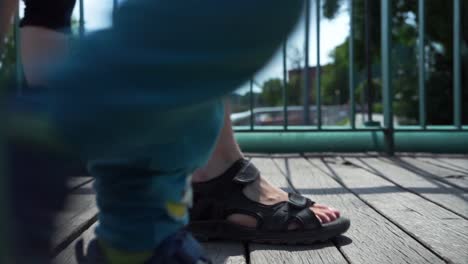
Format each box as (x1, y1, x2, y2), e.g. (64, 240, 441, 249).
(88, 101, 225, 254)
(43, 0, 303, 261)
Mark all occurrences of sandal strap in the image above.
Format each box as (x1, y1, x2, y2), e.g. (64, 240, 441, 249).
(289, 193, 314, 208)
(292, 207, 322, 230)
(233, 160, 260, 185)
(191, 158, 322, 231)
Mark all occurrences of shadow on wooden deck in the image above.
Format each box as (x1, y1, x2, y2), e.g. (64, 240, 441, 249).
(53, 154, 468, 264)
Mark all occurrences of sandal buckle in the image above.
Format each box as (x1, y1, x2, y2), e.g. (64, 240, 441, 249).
(232, 161, 260, 185)
(288, 193, 308, 208)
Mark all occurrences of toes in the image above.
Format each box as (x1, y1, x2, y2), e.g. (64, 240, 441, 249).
(324, 210, 338, 222)
(314, 210, 331, 223)
(311, 206, 341, 223)
(330, 207, 341, 218)
(313, 204, 341, 220)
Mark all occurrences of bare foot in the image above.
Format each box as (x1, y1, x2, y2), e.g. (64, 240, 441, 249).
(226, 175, 340, 229)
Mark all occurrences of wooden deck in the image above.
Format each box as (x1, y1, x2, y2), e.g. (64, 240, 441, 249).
(52, 154, 468, 264)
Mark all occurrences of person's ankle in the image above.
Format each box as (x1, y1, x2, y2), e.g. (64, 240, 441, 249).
(192, 154, 243, 183)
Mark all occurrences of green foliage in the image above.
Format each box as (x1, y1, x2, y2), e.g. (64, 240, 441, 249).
(256, 77, 304, 107)
(321, 42, 349, 105)
(319, 0, 468, 125)
(322, 0, 345, 19)
(259, 79, 283, 106)
(0, 28, 16, 94)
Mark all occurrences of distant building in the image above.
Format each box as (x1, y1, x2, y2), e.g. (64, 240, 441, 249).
(288, 66, 324, 102)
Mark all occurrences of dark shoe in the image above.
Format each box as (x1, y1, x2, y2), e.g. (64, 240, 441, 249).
(189, 159, 350, 244)
(75, 230, 212, 263)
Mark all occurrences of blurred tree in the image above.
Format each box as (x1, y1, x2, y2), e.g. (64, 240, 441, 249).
(321, 0, 467, 125)
(259, 78, 283, 107)
(0, 29, 16, 94)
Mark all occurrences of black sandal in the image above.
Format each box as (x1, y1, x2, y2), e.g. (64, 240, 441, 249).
(189, 159, 350, 244)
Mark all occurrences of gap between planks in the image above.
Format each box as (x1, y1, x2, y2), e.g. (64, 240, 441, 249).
(52, 182, 98, 257)
(54, 181, 246, 263)
(54, 223, 247, 264)
(393, 157, 468, 191)
(250, 158, 348, 264)
(262, 157, 444, 264)
(341, 156, 468, 220)
(308, 156, 468, 264)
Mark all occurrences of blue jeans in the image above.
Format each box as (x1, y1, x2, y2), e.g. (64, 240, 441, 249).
(8, 0, 303, 254)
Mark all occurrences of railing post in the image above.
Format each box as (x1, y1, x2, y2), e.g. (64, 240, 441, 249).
(316, 0, 322, 129)
(453, 0, 461, 129)
(303, 0, 311, 125)
(79, 0, 85, 38)
(364, 0, 373, 124)
(250, 79, 254, 130)
(113, 0, 118, 23)
(282, 41, 288, 130)
(418, 0, 426, 128)
(349, 0, 356, 129)
(14, 7, 22, 96)
(381, 0, 394, 154)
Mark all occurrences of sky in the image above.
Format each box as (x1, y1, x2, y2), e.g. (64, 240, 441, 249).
(22, 0, 350, 94)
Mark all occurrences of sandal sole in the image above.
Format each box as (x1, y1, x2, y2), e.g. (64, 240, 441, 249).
(189, 217, 350, 245)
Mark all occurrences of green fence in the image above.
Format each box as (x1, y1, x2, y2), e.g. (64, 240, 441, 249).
(9, 0, 468, 154)
(233, 0, 467, 154)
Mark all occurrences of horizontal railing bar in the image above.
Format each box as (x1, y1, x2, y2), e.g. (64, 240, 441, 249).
(234, 125, 468, 132)
(235, 131, 468, 153)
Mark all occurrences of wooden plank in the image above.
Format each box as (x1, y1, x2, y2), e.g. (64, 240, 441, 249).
(313, 157, 468, 264)
(437, 158, 468, 170)
(54, 223, 246, 264)
(344, 157, 468, 219)
(53, 182, 98, 255)
(416, 157, 468, 175)
(398, 157, 468, 191)
(249, 158, 347, 264)
(249, 243, 347, 264)
(431, 158, 468, 174)
(53, 223, 97, 264)
(67, 177, 93, 191)
(203, 243, 247, 264)
(253, 157, 443, 264)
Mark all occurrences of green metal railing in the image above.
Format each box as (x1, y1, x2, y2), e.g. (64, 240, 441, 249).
(8, 0, 468, 154)
(234, 0, 467, 154)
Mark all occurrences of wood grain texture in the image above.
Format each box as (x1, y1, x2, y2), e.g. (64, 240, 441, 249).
(398, 157, 468, 191)
(344, 157, 468, 219)
(421, 158, 468, 174)
(53, 223, 97, 264)
(436, 158, 468, 172)
(313, 157, 468, 264)
(53, 223, 247, 264)
(203, 243, 247, 264)
(276, 157, 443, 264)
(249, 158, 347, 264)
(67, 177, 93, 191)
(249, 243, 347, 264)
(53, 182, 98, 254)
